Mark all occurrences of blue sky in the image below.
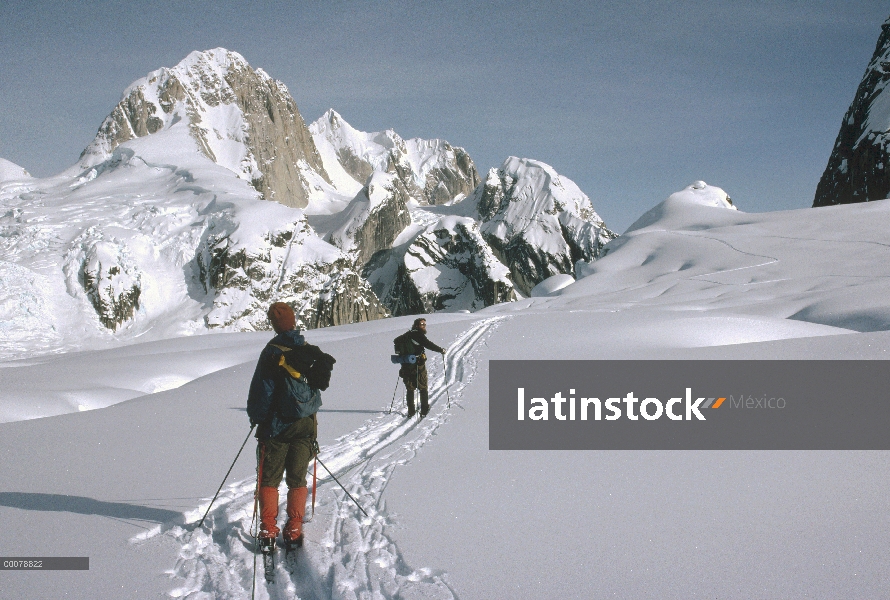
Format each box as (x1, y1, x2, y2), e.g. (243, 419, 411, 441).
(0, 1, 887, 231)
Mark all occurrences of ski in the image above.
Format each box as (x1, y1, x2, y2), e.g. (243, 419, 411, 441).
(260, 536, 276, 582)
(284, 535, 303, 557)
(282, 535, 303, 575)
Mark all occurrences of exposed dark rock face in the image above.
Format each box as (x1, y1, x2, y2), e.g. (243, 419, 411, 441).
(336, 147, 375, 185)
(79, 49, 330, 209)
(474, 158, 617, 296)
(327, 172, 412, 268)
(371, 217, 515, 316)
(194, 212, 387, 330)
(814, 17, 890, 206)
(311, 271, 390, 328)
(74, 240, 142, 331)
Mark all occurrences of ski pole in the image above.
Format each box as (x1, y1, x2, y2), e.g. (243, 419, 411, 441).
(251, 441, 266, 600)
(197, 424, 255, 529)
(442, 353, 452, 409)
(314, 454, 369, 517)
(387, 373, 400, 414)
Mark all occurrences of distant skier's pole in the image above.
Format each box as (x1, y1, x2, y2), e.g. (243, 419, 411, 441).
(197, 424, 255, 529)
(315, 454, 369, 517)
(387, 373, 400, 415)
(442, 353, 452, 409)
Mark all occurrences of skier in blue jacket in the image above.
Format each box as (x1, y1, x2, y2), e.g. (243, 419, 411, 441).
(247, 302, 322, 549)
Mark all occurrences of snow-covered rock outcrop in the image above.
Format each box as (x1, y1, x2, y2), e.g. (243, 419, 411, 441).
(310, 109, 480, 205)
(471, 157, 617, 295)
(196, 204, 388, 330)
(65, 237, 143, 331)
(370, 216, 515, 315)
(618, 181, 737, 235)
(326, 171, 412, 268)
(79, 48, 330, 209)
(814, 18, 890, 206)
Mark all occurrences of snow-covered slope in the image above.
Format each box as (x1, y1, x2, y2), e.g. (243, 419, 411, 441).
(567, 183, 890, 339)
(814, 17, 890, 206)
(0, 157, 31, 182)
(3, 189, 890, 599)
(79, 48, 331, 209)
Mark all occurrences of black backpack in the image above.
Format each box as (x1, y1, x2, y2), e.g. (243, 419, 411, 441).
(393, 331, 415, 356)
(270, 343, 337, 391)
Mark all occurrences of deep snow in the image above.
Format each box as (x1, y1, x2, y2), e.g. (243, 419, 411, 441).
(2, 191, 890, 598)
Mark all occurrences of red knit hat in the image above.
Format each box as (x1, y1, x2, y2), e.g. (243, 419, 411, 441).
(267, 302, 296, 333)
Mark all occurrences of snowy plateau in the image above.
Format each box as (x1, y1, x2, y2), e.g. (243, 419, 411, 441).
(2, 48, 890, 600)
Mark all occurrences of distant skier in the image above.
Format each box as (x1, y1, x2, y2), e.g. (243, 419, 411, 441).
(397, 318, 446, 418)
(247, 302, 335, 557)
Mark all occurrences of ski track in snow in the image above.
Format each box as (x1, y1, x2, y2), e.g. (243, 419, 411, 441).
(139, 316, 507, 599)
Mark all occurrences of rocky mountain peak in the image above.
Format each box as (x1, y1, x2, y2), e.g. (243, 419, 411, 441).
(79, 48, 330, 209)
(472, 157, 617, 295)
(310, 110, 480, 206)
(814, 16, 890, 206)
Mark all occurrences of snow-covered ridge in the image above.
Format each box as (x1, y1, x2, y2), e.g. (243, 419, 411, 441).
(469, 156, 617, 294)
(310, 108, 480, 206)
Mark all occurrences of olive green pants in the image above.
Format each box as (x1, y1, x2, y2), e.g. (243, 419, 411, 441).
(259, 415, 316, 489)
(399, 362, 428, 391)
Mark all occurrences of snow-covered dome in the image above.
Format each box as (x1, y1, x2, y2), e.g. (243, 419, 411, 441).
(530, 274, 575, 297)
(623, 181, 739, 234)
(667, 181, 736, 210)
(0, 158, 31, 182)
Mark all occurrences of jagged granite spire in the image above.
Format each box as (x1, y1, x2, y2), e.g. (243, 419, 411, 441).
(79, 48, 330, 209)
(814, 17, 890, 206)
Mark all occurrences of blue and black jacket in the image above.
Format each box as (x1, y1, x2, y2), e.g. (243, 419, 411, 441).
(247, 330, 322, 440)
